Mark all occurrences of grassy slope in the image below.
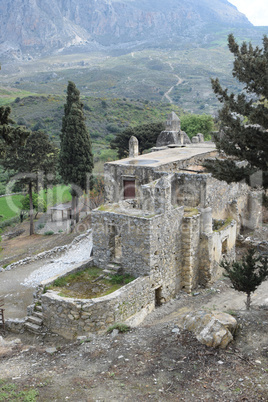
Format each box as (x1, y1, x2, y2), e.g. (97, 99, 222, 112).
(0, 185, 71, 222)
(5, 94, 182, 154)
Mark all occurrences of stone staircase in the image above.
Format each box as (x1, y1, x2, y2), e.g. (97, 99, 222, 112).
(103, 262, 123, 275)
(25, 305, 44, 334)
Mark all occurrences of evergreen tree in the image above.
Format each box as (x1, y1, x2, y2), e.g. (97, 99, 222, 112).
(110, 122, 165, 159)
(59, 81, 94, 225)
(3, 131, 58, 235)
(221, 248, 268, 310)
(0, 106, 30, 157)
(205, 34, 268, 188)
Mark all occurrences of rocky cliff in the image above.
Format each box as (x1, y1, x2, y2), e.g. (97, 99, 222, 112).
(0, 0, 251, 59)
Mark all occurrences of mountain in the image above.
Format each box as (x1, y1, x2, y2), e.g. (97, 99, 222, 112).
(0, 0, 251, 60)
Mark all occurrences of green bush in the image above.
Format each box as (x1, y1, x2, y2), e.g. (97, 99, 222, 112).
(44, 230, 54, 235)
(107, 323, 131, 333)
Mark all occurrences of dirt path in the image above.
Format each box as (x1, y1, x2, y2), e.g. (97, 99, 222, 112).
(0, 234, 92, 319)
(163, 74, 183, 104)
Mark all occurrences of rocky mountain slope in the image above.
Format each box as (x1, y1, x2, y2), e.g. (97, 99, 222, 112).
(0, 0, 251, 59)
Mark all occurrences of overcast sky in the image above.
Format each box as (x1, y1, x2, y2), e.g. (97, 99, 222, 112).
(228, 0, 268, 26)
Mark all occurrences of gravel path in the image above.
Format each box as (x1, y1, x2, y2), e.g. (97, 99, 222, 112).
(22, 233, 92, 287)
(0, 233, 92, 319)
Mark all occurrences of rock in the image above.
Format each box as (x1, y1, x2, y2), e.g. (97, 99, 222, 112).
(45, 347, 57, 354)
(182, 310, 237, 348)
(0, 336, 22, 347)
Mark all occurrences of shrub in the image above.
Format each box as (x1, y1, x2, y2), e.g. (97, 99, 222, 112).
(44, 230, 54, 235)
(107, 323, 131, 333)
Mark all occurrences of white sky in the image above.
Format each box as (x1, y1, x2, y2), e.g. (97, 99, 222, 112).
(228, 0, 268, 26)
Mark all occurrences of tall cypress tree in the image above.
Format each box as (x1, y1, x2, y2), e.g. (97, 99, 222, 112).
(59, 81, 94, 225)
(205, 34, 268, 188)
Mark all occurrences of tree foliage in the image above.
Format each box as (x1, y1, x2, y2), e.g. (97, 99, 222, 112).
(3, 131, 58, 235)
(110, 122, 165, 159)
(206, 34, 268, 188)
(221, 248, 268, 310)
(180, 114, 214, 140)
(20, 192, 47, 218)
(59, 81, 94, 224)
(0, 106, 30, 157)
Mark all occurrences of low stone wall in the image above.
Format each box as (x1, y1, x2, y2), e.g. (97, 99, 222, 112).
(5, 318, 25, 334)
(41, 276, 154, 339)
(0, 230, 91, 272)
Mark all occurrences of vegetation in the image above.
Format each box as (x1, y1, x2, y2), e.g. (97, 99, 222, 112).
(20, 192, 47, 219)
(0, 105, 30, 158)
(2, 131, 58, 234)
(205, 34, 268, 188)
(180, 114, 214, 140)
(59, 81, 94, 225)
(0, 378, 38, 401)
(221, 248, 268, 310)
(49, 267, 135, 299)
(0, 194, 23, 222)
(107, 323, 131, 333)
(110, 121, 165, 158)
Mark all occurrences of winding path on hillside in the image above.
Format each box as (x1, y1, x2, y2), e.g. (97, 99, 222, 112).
(163, 73, 183, 103)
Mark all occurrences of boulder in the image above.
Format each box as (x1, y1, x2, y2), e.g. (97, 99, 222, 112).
(182, 310, 237, 348)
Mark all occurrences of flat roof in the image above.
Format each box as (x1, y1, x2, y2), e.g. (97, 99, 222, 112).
(107, 142, 216, 168)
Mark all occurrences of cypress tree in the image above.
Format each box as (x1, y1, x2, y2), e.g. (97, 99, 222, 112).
(205, 34, 268, 188)
(221, 248, 268, 310)
(59, 81, 94, 225)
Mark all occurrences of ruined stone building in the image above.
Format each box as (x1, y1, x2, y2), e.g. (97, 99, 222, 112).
(38, 112, 262, 338)
(92, 112, 261, 300)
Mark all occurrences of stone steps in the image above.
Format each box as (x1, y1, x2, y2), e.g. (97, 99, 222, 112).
(25, 305, 44, 334)
(107, 264, 122, 273)
(25, 321, 43, 334)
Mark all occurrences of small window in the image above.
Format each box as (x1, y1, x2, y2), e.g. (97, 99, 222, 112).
(222, 238, 228, 254)
(155, 287, 163, 307)
(123, 180, 135, 199)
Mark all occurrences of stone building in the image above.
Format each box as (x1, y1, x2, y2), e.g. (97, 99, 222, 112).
(92, 112, 261, 300)
(39, 112, 262, 338)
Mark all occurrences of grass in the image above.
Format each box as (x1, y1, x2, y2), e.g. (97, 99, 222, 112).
(49, 267, 135, 299)
(0, 195, 22, 222)
(0, 379, 39, 401)
(0, 185, 71, 225)
(184, 207, 199, 217)
(213, 217, 233, 232)
(106, 323, 131, 333)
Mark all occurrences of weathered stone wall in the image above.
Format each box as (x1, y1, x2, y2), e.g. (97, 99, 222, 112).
(104, 164, 158, 204)
(199, 220, 237, 285)
(149, 207, 184, 300)
(92, 209, 152, 276)
(205, 176, 250, 220)
(41, 276, 154, 339)
(172, 173, 207, 207)
(181, 213, 201, 293)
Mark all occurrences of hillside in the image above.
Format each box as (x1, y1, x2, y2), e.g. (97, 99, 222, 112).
(0, 0, 251, 60)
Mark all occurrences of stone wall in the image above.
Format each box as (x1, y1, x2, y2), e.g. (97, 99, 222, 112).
(149, 207, 184, 300)
(199, 220, 237, 285)
(181, 213, 201, 293)
(104, 163, 158, 204)
(92, 210, 152, 276)
(41, 276, 154, 339)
